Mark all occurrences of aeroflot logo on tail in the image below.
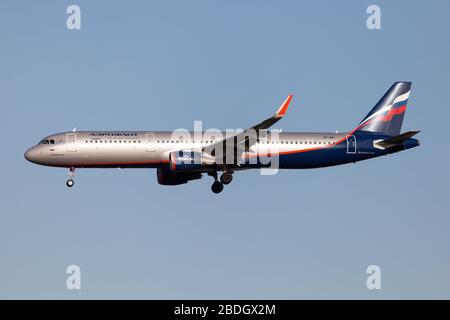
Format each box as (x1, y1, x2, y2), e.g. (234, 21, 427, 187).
(90, 133, 138, 137)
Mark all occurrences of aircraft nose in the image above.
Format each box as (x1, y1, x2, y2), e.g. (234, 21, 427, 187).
(24, 147, 39, 163)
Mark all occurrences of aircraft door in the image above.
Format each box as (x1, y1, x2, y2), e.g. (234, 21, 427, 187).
(146, 133, 155, 152)
(346, 135, 356, 154)
(66, 133, 78, 152)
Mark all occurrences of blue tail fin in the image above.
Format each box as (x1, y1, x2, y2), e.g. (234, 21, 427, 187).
(354, 82, 411, 136)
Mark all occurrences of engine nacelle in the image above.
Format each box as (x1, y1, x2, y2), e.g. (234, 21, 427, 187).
(169, 150, 215, 172)
(157, 168, 202, 185)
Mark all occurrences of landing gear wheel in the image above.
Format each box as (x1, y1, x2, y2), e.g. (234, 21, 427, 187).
(66, 179, 74, 188)
(220, 172, 233, 185)
(211, 181, 224, 194)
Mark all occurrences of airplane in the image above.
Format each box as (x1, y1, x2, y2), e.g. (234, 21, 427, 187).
(24, 81, 420, 194)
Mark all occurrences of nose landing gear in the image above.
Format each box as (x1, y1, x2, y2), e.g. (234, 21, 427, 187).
(66, 167, 75, 188)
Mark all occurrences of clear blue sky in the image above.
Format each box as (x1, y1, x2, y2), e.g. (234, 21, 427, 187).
(1, 0, 449, 299)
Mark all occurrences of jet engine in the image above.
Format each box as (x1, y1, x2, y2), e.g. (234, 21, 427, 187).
(156, 168, 202, 185)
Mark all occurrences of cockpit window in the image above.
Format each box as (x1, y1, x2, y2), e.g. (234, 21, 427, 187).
(39, 139, 55, 145)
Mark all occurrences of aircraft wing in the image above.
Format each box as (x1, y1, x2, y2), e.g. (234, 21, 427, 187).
(203, 95, 293, 165)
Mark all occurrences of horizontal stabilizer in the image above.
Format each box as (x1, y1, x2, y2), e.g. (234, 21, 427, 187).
(375, 130, 420, 148)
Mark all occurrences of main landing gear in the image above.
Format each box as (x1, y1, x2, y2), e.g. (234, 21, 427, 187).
(220, 171, 233, 185)
(209, 171, 233, 194)
(66, 167, 75, 188)
(211, 180, 224, 194)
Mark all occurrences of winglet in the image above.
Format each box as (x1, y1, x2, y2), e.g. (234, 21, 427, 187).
(275, 94, 293, 118)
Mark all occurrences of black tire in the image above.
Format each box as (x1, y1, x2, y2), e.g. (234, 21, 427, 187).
(220, 172, 233, 185)
(211, 181, 224, 194)
(66, 179, 74, 188)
